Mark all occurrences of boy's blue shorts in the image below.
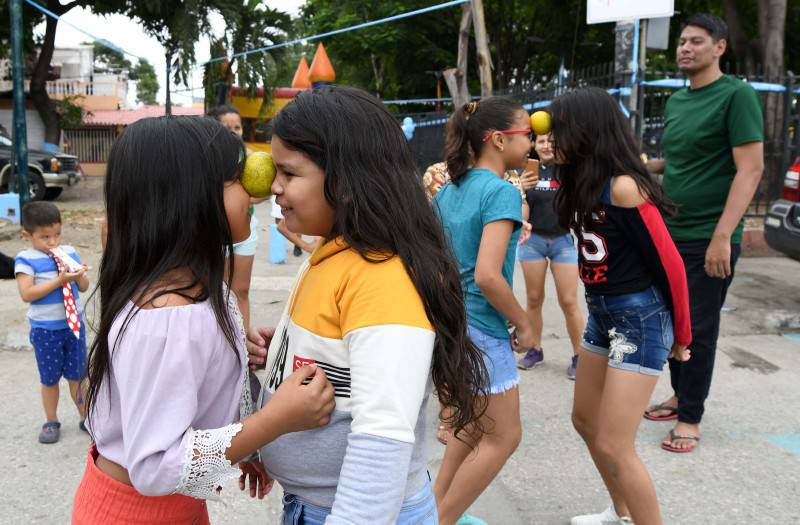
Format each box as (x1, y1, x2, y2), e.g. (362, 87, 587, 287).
(30, 323, 87, 386)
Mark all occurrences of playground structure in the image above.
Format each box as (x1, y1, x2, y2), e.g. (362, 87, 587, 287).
(228, 43, 336, 153)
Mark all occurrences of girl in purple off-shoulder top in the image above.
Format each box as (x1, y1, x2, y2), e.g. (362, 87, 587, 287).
(71, 116, 335, 525)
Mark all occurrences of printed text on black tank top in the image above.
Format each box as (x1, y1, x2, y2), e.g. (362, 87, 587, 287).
(578, 212, 609, 285)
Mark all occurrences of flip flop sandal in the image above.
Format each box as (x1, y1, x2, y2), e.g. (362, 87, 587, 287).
(661, 429, 700, 453)
(38, 421, 61, 444)
(644, 403, 678, 421)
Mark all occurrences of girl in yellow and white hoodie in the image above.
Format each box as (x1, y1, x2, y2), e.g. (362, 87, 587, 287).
(245, 86, 489, 525)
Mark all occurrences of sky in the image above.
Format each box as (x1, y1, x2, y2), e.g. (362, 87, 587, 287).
(33, 1, 306, 107)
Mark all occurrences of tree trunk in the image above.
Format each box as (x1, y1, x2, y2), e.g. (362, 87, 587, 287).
(443, 4, 472, 108)
(758, 0, 788, 200)
(29, 1, 69, 146)
(369, 53, 384, 99)
(471, 0, 493, 98)
(759, 0, 786, 78)
(721, 0, 756, 74)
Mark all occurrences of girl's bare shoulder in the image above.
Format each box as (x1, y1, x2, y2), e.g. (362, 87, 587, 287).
(610, 175, 647, 208)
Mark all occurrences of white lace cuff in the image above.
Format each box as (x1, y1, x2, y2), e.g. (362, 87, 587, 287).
(175, 423, 243, 500)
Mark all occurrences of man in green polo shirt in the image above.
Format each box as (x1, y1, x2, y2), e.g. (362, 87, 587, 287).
(645, 14, 764, 453)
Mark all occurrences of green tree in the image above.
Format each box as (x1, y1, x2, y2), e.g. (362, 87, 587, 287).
(85, 42, 158, 106)
(299, 0, 461, 100)
(205, 0, 291, 109)
(0, 0, 45, 62)
(131, 59, 159, 105)
(118, 0, 215, 114)
(90, 41, 132, 73)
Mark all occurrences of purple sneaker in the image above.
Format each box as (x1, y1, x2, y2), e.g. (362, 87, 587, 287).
(567, 354, 578, 380)
(517, 347, 544, 370)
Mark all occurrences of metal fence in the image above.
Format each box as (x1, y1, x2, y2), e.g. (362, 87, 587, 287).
(62, 126, 118, 163)
(401, 63, 799, 216)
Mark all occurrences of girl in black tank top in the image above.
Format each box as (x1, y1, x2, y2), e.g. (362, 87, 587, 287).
(549, 88, 692, 525)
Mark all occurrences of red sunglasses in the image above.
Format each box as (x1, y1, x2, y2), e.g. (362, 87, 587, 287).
(482, 129, 532, 142)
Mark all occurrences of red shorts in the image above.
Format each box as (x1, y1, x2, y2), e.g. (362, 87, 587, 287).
(72, 444, 210, 524)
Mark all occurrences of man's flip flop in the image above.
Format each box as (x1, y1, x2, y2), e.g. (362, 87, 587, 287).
(661, 429, 700, 453)
(644, 403, 678, 421)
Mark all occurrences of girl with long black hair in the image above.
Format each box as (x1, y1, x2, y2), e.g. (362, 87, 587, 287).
(245, 86, 488, 525)
(72, 116, 335, 524)
(549, 87, 692, 525)
(432, 96, 534, 525)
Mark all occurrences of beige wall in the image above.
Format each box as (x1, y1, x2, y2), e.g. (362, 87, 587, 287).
(49, 94, 123, 112)
(81, 163, 106, 177)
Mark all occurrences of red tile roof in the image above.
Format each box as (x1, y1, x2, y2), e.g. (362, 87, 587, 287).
(83, 105, 204, 126)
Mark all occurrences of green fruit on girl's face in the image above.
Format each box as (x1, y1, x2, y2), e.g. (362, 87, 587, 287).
(241, 152, 276, 198)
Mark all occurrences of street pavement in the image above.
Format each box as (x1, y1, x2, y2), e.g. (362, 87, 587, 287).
(1, 202, 798, 524)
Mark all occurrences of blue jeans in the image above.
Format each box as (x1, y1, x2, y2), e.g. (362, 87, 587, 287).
(517, 232, 578, 264)
(281, 480, 438, 525)
(581, 286, 674, 376)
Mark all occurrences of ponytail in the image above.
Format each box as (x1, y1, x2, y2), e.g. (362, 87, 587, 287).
(444, 104, 473, 183)
(443, 97, 525, 184)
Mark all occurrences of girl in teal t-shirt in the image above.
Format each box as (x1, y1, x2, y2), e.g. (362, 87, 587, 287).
(433, 97, 534, 525)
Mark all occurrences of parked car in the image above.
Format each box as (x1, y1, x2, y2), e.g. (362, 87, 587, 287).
(764, 157, 800, 261)
(0, 126, 81, 201)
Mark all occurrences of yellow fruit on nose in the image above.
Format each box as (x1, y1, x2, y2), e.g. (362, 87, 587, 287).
(241, 152, 276, 198)
(530, 111, 552, 136)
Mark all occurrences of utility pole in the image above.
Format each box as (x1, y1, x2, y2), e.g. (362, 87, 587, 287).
(165, 51, 172, 115)
(471, 0, 493, 98)
(634, 19, 648, 144)
(9, 0, 29, 207)
(628, 19, 647, 143)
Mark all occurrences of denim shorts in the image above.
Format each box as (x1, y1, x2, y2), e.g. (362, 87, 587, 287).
(581, 286, 674, 376)
(30, 322, 87, 385)
(282, 479, 438, 525)
(517, 232, 577, 264)
(468, 325, 520, 394)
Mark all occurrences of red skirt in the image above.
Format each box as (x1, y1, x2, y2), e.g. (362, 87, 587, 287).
(72, 444, 210, 524)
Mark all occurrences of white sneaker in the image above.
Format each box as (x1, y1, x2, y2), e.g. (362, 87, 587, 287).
(570, 505, 634, 525)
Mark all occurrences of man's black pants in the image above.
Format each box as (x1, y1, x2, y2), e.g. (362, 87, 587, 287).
(669, 239, 741, 424)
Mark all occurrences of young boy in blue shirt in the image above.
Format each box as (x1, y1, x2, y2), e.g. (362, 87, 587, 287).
(15, 202, 89, 444)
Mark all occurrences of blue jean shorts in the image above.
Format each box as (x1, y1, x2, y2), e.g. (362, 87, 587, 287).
(517, 232, 577, 264)
(30, 322, 87, 386)
(581, 286, 674, 376)
(282, 479, 438, 525)
(468, 325, 520, 394)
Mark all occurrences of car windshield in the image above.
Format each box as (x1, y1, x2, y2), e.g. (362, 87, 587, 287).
(0, 134, 11, 147)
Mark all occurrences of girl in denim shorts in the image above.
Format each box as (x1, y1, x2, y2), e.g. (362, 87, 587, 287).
(549, 88, 692, 525)
(516, 134, 585, 379)
(434, 97, 536, 525)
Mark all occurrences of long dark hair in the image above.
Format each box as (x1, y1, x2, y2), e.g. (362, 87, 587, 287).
(550, 87, 676, 231)
(444, 97, 525, 183)
(272, 86, 488, 438)
(85, 116, 245, 419)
